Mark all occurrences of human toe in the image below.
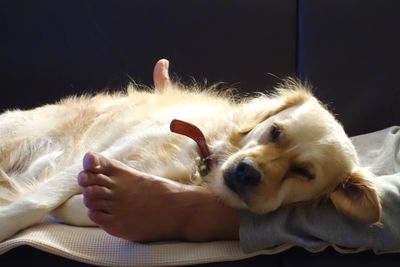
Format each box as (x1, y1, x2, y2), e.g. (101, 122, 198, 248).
(78, 171, 114, 188)
(82, 152, 101, 172)
(83, 152, 127, 176)
(83, 197, 111, 211)
(81, 184, 113, 200)
(87, 209, 113, 226)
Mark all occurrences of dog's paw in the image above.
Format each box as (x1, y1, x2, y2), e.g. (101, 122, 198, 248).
(51, 194, 96, 226)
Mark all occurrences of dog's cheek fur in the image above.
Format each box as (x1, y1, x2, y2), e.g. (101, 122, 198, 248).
(245, 159, 290, 213)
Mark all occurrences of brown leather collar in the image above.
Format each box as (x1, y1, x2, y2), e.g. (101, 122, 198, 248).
(170, 119, 212, 176)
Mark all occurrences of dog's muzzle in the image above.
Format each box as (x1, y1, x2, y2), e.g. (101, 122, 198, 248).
(223, 159, 261, 194)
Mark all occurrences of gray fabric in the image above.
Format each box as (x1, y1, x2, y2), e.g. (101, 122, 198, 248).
(239, 126, 400, 253)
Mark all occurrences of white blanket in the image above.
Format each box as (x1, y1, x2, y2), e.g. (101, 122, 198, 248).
(0, 222, 289, 266)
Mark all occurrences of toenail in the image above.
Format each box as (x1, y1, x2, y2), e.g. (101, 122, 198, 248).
(84, 152, 100, 169)
(93, 154, 100, 168)
(78, 173, 88, 185)
(90, 153, 100, 168)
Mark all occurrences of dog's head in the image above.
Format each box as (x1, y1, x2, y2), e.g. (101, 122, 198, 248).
(214, 80, 381, 224)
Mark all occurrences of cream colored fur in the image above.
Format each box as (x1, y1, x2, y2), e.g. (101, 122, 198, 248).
(0, 78, 381, 242)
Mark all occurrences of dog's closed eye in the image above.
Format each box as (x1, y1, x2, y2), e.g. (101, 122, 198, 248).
(290, 165, 314, 180)
(270, 123, 284, 143)
(270, 124, 281, 142)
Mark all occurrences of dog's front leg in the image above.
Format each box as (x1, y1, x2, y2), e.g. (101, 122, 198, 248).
(0, 164, 82, 242)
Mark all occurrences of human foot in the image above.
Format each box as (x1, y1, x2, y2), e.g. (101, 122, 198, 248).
(78, 152, 189, 241)
(78, 152, 239, 242)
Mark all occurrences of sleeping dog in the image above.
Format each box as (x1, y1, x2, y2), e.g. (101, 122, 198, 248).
(0, 59, 381, 241)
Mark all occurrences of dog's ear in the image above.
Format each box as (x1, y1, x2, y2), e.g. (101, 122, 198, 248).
(330, 169, 382, 224)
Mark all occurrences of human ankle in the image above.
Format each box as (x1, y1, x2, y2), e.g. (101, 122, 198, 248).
(179, 188, 240, 242)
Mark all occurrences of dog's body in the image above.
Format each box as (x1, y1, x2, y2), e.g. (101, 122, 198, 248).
(0, 76, 382, 241)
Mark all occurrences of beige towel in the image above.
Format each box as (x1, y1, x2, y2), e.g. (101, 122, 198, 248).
(0, 222, 291, 266)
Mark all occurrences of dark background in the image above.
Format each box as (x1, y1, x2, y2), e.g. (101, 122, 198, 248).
(1, 0, 399, 266)
(1, 0, 399, 136)
(1, 0, 296, 109)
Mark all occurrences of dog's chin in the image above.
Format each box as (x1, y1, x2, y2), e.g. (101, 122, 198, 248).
(218, 188, 249, 209)
(205, 175, 246, 210)
(214, 179, 281, 213)
(220, 189, 278, 214)
(221, 188, 248, 209)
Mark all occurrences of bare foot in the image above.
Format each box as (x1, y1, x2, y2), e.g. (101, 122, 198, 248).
(78, 152, 239, 242)
(153, 58, 171, 90)
(78, 152, 184, 241)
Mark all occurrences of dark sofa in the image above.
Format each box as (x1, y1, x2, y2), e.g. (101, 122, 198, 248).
(1, 0, 399, 266)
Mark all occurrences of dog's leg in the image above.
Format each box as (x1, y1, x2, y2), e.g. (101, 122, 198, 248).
(0, 164, 82, 241)
(51, 194, 96, 226)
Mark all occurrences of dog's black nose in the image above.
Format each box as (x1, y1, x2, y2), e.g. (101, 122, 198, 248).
(235, 160, 261, 186)
(224, 160, 261, 194)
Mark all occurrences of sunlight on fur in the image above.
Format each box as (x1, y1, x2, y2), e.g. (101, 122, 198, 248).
(0, 60, 381, 242)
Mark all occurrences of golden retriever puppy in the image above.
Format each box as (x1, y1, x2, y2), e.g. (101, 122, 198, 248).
(0, 60, 381, 242)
